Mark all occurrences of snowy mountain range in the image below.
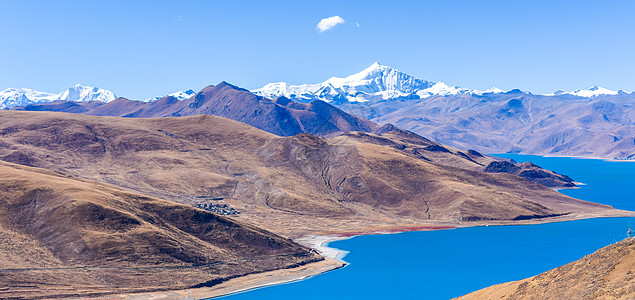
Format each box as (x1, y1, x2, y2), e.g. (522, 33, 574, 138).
(3, 63, 627, 110)
(0, 85, 201, 109)
(0, 84, 116, 109)
(3, 70, 634, 159)
(546, 85, 629, 97)
(252, 63, 635, 159)
(253, 62, 630, 103)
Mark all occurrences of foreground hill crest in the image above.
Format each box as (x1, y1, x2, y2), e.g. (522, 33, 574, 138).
(457, 237, 635, 300)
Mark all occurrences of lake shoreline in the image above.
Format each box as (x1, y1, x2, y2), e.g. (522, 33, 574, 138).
(85, 154, 635, 300)
(493, 153, 635, 162)
(88, 209, 635, 300)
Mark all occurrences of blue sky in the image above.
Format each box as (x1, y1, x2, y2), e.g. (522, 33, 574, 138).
(2, 0, 634, 100)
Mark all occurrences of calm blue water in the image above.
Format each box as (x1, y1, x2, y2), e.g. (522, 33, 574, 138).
(219, 155, 635, 299)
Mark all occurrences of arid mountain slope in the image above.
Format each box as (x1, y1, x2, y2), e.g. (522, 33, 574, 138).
(251, 63, 635, 160)
(457, 237, 635, 300)
(13, 81, 377, 137)
(0, 111, 626, 237)
(364, 124, 576, 188)
(369, 92, 635, 159)
(0, 161, 320, 299)
(11, 84, 573, 188)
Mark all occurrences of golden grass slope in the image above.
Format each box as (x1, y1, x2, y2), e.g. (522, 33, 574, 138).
(0, 161, 321, 299)
(456, 237, 635, 300)
(0, 111, 628, 238)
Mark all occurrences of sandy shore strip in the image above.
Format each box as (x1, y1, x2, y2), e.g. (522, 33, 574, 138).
(295, 235, 351, 261)
(87, 258, 345, 300)
(82, 210, 635, 300)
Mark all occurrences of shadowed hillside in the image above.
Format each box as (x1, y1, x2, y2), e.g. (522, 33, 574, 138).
(0, 161, 321, 299)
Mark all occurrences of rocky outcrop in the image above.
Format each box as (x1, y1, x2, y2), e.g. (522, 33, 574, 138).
(484, 161, 576, 188)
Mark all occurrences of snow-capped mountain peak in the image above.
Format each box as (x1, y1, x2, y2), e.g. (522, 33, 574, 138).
(144, 89, 197, 102)
(171, 89, 196, 99)
(367, 61, 382, 70)
(253, 62, 443, 103)
(470, 87, 504, 95)
(0, 88, 55, 109)
(324, 62, 434, 95)
(543, 85, 626, 97)
(252, 63, 513, 104)
(57, 84, 116, 103)
(416, 81, 466, 98)
(254, 63, 635, 104)
(571, 85, 618, 97)
(326, 61, 385, 84)
(0, 84, 116, 109)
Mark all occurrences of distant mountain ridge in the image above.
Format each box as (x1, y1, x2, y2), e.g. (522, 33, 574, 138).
(5, 66, 634, 159)
(548, 85, 629, 97)
(3, 64, 629, 110)
(371, 91, 635, 160)
(0, 84, 115, 109)
(252, 62, 630, 104)
(12, 81, 377, 137)
(253, 63, 635, 159)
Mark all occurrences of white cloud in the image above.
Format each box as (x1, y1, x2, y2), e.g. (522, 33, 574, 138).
(316, 16, 345, 33)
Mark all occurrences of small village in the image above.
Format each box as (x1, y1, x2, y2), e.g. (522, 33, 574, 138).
(194, 200, 240, 215)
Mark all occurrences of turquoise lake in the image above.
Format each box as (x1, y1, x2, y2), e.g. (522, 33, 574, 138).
(219, 155, 635, 299)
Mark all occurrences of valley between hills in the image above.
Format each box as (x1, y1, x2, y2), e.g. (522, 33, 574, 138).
(0, 82, 633, 299)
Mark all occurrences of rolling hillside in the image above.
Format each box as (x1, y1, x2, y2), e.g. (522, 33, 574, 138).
(0, 110, 626, 238)
(0, 161, 320, 299)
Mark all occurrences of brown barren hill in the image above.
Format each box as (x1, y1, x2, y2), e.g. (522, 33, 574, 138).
(0, 161, 321, 299)
(0, 110, 629, 238)
(456, 237, 635, 300)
